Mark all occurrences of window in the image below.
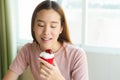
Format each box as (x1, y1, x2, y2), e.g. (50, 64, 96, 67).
(18, 0, 43, 43)
(17, 0, 120, 53)
(86, 0, 120, 48)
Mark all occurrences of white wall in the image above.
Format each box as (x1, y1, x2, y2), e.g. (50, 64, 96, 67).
(87, 52, 120, 80)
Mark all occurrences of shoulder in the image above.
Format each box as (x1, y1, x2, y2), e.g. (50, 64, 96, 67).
(20, 42, 37, 50)
(18, 42, 39, 54)
(22, 42, 35, 48)
(62, 42, 87, 61)
(63, 42, 86, 55)
(63, 42, 88, 67)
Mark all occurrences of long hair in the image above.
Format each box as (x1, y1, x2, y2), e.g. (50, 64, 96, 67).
(31, 0, 72, 44)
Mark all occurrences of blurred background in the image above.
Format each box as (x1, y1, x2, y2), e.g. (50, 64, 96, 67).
(1, 0, 120, 80)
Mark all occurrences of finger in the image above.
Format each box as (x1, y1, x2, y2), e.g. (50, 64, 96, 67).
(40, 58, 53, 69)
(40, 68, 48, 77)
(38, 58, 50, 68)
(40, 64, 51, 74)
(40, 73, 46, 79)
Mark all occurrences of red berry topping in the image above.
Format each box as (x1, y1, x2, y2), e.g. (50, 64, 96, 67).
(45, 49, 52, 54)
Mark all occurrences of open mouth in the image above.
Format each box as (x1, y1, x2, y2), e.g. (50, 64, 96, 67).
(41, 37, 52, 42)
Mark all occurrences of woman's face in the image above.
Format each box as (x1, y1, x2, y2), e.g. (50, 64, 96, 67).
(33, 9, 63, 51)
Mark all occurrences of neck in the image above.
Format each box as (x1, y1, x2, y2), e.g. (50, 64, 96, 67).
(52, 42, 62, 53)
(38, 42, 62, 53)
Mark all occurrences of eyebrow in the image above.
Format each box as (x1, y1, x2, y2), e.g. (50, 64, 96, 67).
(37, 19, 59, 24)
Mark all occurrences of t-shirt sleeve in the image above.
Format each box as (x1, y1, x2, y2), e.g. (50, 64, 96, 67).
(9, 44, 29, 75)
(71, 48, 89, 80)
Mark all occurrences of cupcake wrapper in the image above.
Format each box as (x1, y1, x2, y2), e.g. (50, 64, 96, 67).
(40, 57, 54, 64)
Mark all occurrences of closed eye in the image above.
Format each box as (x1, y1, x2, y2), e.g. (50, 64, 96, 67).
(38, 24, 44, 27)
(51, 26, 56, 28)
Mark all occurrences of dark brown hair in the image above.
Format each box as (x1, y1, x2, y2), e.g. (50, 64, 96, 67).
(31, 0, 72, 44)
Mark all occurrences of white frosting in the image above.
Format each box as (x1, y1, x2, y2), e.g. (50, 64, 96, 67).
(40, 52, 54, 59)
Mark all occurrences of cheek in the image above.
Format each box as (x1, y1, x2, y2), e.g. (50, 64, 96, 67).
(34, 29, 42, 37)
(52, 31, 61, 38)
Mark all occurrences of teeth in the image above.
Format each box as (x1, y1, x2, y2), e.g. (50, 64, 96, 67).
(43, 38, 49, 40)
(42, 38, 51, 40)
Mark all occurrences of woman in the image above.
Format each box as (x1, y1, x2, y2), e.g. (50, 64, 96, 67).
(3, 0, 89, 80)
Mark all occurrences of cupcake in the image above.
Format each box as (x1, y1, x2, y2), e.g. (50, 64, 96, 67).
(39, 49, 54, 64)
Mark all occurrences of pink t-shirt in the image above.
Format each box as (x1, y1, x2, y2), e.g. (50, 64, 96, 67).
(10, 42, 89, 80)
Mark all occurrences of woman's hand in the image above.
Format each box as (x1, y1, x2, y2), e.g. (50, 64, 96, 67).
(39, 58, 65, 80)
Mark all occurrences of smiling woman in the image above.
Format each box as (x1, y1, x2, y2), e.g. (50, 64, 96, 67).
(33, 9, 63, 51)
(17, 0, 82, 45)
(3, 0, 89, 80)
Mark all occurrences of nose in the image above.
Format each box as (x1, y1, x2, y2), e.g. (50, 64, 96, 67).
(43, 26, 50, 35)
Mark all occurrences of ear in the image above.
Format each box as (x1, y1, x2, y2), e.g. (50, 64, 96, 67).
(60, 26, 63, 34)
